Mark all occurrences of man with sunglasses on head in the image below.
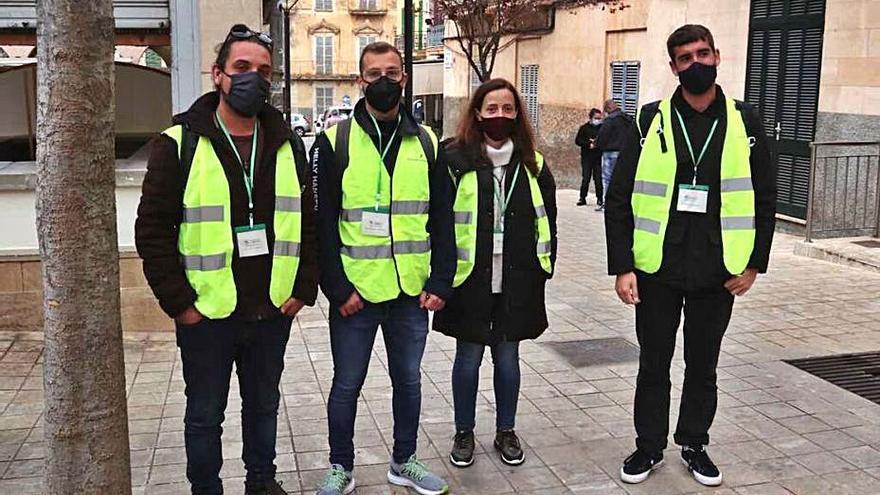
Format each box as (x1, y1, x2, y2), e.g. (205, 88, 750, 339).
(136, 24, 317, 495)
(311, 41, 455, 495)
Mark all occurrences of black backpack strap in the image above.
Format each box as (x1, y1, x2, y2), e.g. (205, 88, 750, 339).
(333, 119, 352, 172)
(416, 125, 437, 170)
(179, 124, 198, 186)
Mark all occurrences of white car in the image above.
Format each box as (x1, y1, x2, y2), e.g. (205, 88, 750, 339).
(315, 106, 354, 133)
(291, 113, 311, 136)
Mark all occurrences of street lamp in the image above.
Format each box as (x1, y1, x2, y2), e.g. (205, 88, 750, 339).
(279, 0, 300, 128)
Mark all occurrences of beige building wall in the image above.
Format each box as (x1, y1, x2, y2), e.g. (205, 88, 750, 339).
(199, 0, 264, 92)
(819, 0, 880, 116)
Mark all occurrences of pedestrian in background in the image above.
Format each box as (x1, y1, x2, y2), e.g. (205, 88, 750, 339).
(575, 108, 604, 209)
(597, 99, 633, 209)
(434, 78, 557, 469)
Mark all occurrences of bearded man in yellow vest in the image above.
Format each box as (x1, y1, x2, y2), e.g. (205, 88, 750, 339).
(605, 25, 777, 488)
(135, 25, 317, 495)
(311, 42, 455, 495)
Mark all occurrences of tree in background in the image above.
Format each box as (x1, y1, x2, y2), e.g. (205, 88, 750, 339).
(35, 0, 132, 492)
(436, 0, 628, 82)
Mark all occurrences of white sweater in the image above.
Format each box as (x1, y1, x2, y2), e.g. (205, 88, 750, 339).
(484, 139, 514, 294)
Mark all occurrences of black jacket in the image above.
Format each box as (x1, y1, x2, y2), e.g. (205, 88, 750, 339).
(432, 143, 558, 345)
(575, 122, 602, 161)
(604, 86, 777, 290)
(596, 109, 633, 152)
(135, 92, 318, 320)
(311, 99, 457, 307)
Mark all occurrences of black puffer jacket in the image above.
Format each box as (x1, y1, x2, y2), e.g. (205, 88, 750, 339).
(432, 142, 557, 345)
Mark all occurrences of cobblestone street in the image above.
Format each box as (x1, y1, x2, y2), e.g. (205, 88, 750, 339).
(1, 189, 879, 494)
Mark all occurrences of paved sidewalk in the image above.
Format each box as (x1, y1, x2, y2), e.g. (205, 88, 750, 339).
(1, 189, 879, 494)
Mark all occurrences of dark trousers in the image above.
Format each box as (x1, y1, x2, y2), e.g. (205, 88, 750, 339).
(452, 339, 521, 432)
(633, 274, 734, 454)
(327, 296, 428, 471)
(176, 314, 292, 495)
(580, 155, 603, 202)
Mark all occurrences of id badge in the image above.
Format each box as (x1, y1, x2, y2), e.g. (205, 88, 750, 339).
(493, 230, 504, 255)
(677, 184, 709, 214)
(361, 208, 390, 237)
(235, 224, 270, 257)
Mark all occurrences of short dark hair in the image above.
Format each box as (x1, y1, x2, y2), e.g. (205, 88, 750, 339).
(589, 108, 602, 118)
(214, 24, 271, 70)
(666, 24, 716, 61)
(359, 41, 404, 75)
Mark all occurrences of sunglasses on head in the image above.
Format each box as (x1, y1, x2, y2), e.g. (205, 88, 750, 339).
(226, 25, 273, 47)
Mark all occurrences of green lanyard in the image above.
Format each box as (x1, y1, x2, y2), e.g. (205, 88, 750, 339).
(674, 106, 718, 186)
(493, 163, 522, 231)
(216, 110, 259, 225)
(368, 112, 401, 211)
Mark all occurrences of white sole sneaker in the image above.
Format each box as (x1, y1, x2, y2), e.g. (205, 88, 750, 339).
(681, 458, 723, 486)
(387, 470, 449, 495)
(449, 453, 474, 467)
(339, 477, 356, 495)
(620, 458, 664, 484)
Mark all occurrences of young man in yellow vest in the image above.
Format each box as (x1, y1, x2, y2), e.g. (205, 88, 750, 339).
(311, 42, 455, 495)
(135, 24, 317, 495)
(605, 25, 777, 487)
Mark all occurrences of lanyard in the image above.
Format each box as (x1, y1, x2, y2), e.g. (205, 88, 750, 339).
(368, 112, 401, 210)
(493, 163, 521, 230)
(674, 106, 718, 186)
(216, 111, 259, 225)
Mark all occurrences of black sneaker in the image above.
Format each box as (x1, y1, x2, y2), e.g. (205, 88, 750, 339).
(494, 430, 525, 466)
(245, 479, 288, 495)
(681, 445, 722, 486)
(449, 430, 475, 467)
(620, 449, 663, 484)
(576, 199, 587, 206)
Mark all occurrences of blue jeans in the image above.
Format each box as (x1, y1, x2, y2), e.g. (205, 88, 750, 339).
(176, 314, 292, 495)
(452, 339, 521, 432)
(327, 296, 428, 471)
(602, 151, 620, 205)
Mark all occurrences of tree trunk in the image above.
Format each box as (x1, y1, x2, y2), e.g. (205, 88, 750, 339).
(35, 1, 132, 493)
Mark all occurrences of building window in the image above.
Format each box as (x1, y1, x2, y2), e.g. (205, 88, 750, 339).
(358, 0, 377, 9)
(315, 0, 333, 12)
(610, 60, 640, 118)
(356, 35, 377, 64)
(315, 86, 335, 117)
(470, 69, 481, 96)
(315, 34, 334, 75)
(519, 64, 539, 132)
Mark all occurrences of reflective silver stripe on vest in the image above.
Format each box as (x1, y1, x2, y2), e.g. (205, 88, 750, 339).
(274, 241, 301, 257)
(633, 180, 668, 197)
(537, 241, 551, 255)
(454, 212, 472, 224)
(457, 247, 470, 261)
(394, 239, 431, 255)
(721, 216, 755, 230)
(341, 244, 393, 259)
(535, 205, 547, 218)
(181, 253, 226, 271)
(340, 209, 363, 222)
(275, 196, 301, 212)
(634, 217, 662, 235)
(183, 206, 224, 223)
(391, 200, 430, 215)
(720, 178, 753, 193)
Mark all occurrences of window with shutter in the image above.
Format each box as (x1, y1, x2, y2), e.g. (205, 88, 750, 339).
(745, 0, 825, 219)
(315, 35, 334, 75)
(470, 69, 482, 96)
(357, 35, 377, 62)
(520, 64, 539, 132)
(609, 60, 640, 118)
(315, 0, 333, 12)
(315, 86, 334, 117)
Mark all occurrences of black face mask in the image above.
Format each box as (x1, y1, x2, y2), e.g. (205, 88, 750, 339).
(221, 71, 270, 117)
(477, 116, 516, 142)
(364, 76, 403, 112)
(678, 62, 717, 95)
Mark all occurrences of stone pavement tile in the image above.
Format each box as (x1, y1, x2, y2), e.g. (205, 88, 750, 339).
(771, 435, 825, 457)
(131, 466, 149, 487)
(820, 469, 880, 494)
(776, 415, 833, 434)
(795, 451, 858, 475)
(497, 465, 564, 492)
(752, 402, 807, 420)
(148, 462, 188, 485)
(4, 458, 42, 478)
(832, 445, 880, 469)
(144, 481, 190, 494)
(0, 477, 42, 495)
(803, 430, 865, 450)
(732, 482, 793, 495)
(722, 440, 785, 462)
(568, 478, 628, 494)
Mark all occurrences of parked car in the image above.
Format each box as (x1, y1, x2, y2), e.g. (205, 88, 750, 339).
(291, 113, 311, 136)
(314, 106, 353, 133)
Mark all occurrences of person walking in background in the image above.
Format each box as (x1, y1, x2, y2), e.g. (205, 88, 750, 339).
(434, 78, 557, 469)
(575, 108, 604, 209)
(604, 24, 776, 488)
(596, 99, 633, 209)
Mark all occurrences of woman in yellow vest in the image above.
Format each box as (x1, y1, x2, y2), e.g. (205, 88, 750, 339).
(433, 78, 557, 468)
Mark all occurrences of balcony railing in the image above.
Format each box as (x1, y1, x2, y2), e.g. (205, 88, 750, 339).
(288, 60, 359, 79)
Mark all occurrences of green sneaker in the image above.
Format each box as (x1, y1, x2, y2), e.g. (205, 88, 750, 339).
(316, 464, 354, 495)
(387, 455, 449, 495)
